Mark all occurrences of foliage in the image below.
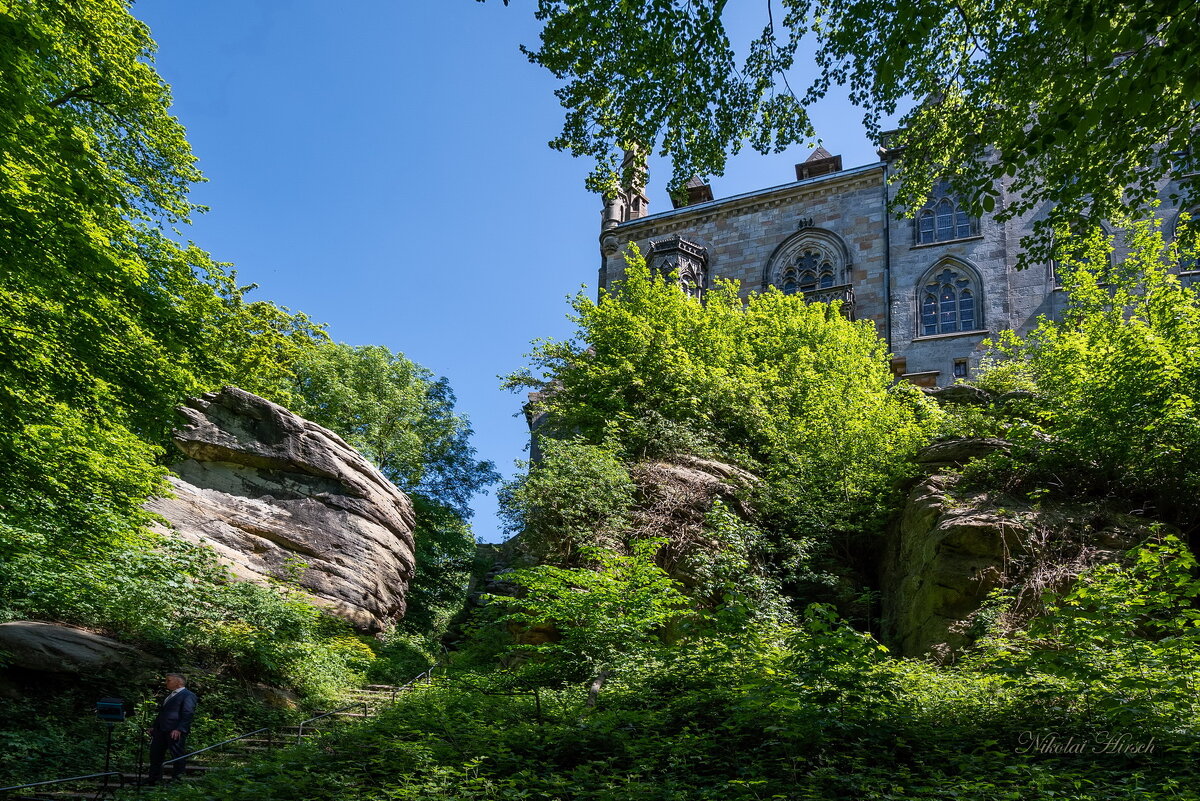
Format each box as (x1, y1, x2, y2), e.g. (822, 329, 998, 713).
(488, 538, 691, 683)
(288, 342, 498, 518)
(687, 500, 795, 629)
(972, 218, 1200, 530)
(0, 0, 327, 555)
(970, 534, 1200, 736)
(498, 438, 636, 562)
(161, 581, 1199, 800)
(486, 0, 1198, 265)
(0, 526, 372, 701)
(504, 253, 937, 557)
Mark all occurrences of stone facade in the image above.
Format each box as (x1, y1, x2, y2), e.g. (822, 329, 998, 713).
(598, 150, 1195, 386)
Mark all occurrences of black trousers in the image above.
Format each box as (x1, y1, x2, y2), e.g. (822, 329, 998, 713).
(147, 730, 188, 784)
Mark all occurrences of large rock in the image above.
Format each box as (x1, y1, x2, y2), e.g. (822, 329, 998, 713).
(916, 437, 1011, 466)
(147, 387, 416, 632)
(881, 475, 1150, 661)
(0, 622, 160, 674)
(630, 456, 760, 583)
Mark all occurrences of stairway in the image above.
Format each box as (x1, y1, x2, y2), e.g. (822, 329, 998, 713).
(3, 682, 415, 800)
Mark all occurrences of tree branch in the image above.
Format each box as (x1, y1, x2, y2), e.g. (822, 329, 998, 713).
(48, 83, 98, 108)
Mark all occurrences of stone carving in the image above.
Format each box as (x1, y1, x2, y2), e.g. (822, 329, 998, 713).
(147, 387, 416, 632)
(649, 235, 709, 299)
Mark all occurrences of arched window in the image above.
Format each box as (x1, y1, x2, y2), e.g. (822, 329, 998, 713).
(765, 229, 854, 316)
(919, 265, 981, 336)
(914, 187, 978, 245)
(779, 248, 836, 295)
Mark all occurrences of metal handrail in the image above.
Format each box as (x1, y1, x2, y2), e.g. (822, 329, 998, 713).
(163, 727, 271, 766)
(1, 665, 444, 795)
(0, 770, 124, 796)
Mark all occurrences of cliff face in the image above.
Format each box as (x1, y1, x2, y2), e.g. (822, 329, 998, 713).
(881, 450, 1153, 661)
(147, 387, 416, 632)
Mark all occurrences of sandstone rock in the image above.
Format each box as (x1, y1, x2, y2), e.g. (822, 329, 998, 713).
(923, 384, 994, 405)
(147, 387, 416, 633)
(881, 476, 1152, 661)
(0, 622, 160, 674)
(629, 457, 759, 583)
(916, 437, 1011, 466)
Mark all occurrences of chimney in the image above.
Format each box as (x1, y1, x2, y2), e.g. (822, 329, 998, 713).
(795, 146, 842, 180)
(672, 175, 715, 209)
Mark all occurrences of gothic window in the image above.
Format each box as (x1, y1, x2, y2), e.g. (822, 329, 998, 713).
(779, 249, 836, 295)
(919, 264, 981, 336)
(914, 189, 978, 245)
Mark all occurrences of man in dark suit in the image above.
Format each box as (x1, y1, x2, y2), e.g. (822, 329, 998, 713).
(146, 673, 197, 785)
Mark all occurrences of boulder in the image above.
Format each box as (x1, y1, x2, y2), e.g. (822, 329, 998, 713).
(916, 437, 1011, 466)
(629, 456, 760, 583)
(147, 387, 416, 632)
(0, 621, 160, 674)
(881, 475, 1152, 661)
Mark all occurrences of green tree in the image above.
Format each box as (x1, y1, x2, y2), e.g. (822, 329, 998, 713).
(0, 0, 326, 549)
(490, 538, 692, 684)
(289, 342, 498, 517)
(498, 437, 636, 563)
(486, 0, 1196, 263)
(504, 252, 936, 538)
(976, 217, 1200, 530)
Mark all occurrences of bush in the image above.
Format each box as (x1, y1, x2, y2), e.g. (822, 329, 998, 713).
(974, 218, 1200, 531)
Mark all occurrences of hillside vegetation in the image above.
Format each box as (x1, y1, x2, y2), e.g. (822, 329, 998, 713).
(166, 225, 1200, 800)
(0, 1, 492, 785)
(2, 2, 1198, 799)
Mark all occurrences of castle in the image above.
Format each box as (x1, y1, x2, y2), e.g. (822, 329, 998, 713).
(598, 147, 1195, 386)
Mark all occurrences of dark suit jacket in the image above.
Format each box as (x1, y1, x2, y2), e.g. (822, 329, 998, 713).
(153, 688, 197, 734)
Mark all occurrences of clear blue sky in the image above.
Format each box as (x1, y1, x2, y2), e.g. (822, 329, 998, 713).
(135, 0, 882, 542)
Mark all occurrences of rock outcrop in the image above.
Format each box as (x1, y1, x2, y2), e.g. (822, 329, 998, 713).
(881, 474, 1152, 662)
(147, 387, 416, 632)
(0, 622, 160, 674)
(629, 456, 760, 584)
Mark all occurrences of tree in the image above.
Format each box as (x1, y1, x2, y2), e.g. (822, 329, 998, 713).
(975, 217, 1200, 531)
(0, 0, 327, 547)
(488, 0, 1198, 263)
(503, 252, 936, 538)
(490, 538, 692, 685)
(289, 342, 498, 518)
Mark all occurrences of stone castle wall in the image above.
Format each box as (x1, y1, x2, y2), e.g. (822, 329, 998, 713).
(598, 155, 1190, 387)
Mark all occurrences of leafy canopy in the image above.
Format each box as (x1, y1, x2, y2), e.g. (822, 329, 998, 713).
(975, 217, 1200, 531)
(485, 0, 1198, 263)
(505, 253, 936, 536)
(0, 0, 327, 547)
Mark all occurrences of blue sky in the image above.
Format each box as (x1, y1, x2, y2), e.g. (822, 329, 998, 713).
(136, 0, 882, 541)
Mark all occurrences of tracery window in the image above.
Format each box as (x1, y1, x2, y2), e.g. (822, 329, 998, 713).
(779, 249, 836, 295)
(919, 265, 981, 336)
(914, 190, 978, 245)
